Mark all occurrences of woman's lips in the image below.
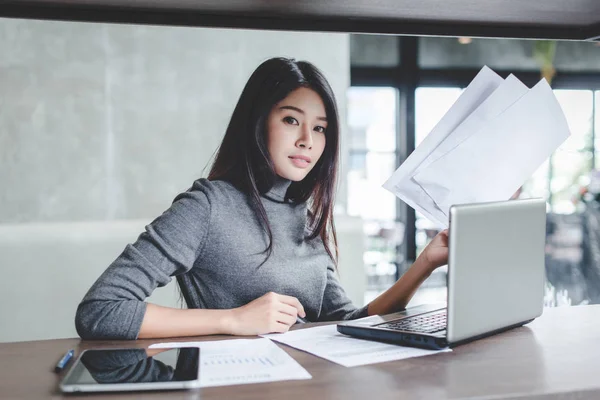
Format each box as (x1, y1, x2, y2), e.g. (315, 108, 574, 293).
(289, 156, 311, 169)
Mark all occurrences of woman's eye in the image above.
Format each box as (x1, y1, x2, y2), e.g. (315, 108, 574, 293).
(314, 126, 326, 134)
(283, 116, 298, 125)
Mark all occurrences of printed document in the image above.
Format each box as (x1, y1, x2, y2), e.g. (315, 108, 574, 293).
(263, 324, 450, 367)
(383, 66, 504, 227)
(383, 66, 570, 227)
(150, 338, 311, 387)
(413, 78, 569, 215)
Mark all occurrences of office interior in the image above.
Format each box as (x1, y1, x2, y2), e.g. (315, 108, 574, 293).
(1, 17, 600, 343)
(349, 35, 600, 309)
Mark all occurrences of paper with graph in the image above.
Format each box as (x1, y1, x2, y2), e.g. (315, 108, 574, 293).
(150, 338, 311, 387)
(383, 66, 571, 227)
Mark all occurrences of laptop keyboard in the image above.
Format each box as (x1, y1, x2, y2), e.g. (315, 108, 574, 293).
(377, 310, 447, 334)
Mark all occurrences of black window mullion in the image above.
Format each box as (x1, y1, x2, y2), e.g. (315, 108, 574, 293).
(396, 36, 418, 279)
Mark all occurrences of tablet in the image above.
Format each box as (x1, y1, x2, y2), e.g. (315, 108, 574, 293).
(59, 347, 200, 393)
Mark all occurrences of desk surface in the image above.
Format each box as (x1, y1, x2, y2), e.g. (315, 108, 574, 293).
(2, 305, 600, 400)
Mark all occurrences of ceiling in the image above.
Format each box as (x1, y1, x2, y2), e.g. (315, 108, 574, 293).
(1, 0, 599, 40)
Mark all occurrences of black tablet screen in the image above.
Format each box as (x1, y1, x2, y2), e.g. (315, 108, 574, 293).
(64, 347, 199, 385)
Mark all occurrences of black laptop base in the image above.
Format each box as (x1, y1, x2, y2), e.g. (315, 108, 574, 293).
(337, 324, 448, 350)
(337, 318, 534, 350)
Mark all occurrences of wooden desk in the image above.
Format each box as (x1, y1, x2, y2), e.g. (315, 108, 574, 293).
(2, 305, 600, 400)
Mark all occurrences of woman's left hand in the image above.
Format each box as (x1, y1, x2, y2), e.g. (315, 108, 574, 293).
(422, 229, 449, 271)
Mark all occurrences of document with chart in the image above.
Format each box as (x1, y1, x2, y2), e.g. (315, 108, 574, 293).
(150, 338, 311, 387)
(383, 65, 571, 227)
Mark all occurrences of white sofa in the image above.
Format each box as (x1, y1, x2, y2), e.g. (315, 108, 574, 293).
(0, 216, 364, 343)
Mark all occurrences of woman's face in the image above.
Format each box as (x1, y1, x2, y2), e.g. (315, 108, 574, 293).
(266, 87, 328, 182)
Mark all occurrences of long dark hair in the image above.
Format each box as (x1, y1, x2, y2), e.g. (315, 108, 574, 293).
(208, 57, 340, 265)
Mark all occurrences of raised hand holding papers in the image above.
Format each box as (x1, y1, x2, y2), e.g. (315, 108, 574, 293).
(384, 66, 570, 226)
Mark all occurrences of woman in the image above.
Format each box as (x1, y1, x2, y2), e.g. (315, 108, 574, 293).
(75, 57, 448, 340)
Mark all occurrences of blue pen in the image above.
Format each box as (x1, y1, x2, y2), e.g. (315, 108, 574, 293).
(54, 349, 74, 372)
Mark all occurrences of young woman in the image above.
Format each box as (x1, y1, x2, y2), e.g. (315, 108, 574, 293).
(75, 57, 449, 340)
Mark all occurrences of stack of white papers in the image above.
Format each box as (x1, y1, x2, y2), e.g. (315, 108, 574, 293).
(150, 338, 311, 387)
(383, 66, 571, 227)
(263, 324, 449, 367)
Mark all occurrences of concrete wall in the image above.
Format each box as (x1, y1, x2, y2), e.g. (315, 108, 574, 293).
(0, 18, 350, 223)
(0, 18, 365, 342)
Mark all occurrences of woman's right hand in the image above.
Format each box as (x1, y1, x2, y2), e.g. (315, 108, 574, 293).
(225, 292, 306, 336)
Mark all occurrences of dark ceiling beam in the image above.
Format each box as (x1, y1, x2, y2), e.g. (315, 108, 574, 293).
(587, 23, 600, 41)
(351, 68, 400, 87)
(0, 1, 597, 41)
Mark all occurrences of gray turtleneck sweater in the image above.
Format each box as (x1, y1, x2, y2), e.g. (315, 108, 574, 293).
(75, 178, 368, 340)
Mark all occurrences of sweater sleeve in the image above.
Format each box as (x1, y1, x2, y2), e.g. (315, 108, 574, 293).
(318, 263, 369, 322)
(75, 179, 213, 340)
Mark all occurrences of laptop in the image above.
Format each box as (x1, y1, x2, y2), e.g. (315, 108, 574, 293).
(338, 198, 547, 350)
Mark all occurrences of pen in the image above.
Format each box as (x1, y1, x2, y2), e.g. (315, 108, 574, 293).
(54, 349, 74, 373)
(296, 316, 308, 324)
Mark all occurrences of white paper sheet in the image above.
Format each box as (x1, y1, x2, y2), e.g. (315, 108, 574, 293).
(413, 78, 570, 216)
(263, 324, 450, 368)
(406, 74, 529, 222)
(150, 338, 311, 387)
(383, 66, 504, 227)
(417, 74, 529, 179)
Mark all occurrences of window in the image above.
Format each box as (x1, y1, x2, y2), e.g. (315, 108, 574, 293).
(550, 90, 595, 214)
(351, 35, 600, 309)
(414, 87, 462, 255)
(347, 87, 404, 303)
(523, 90, 597, 213)
(411, 87, 600, 308)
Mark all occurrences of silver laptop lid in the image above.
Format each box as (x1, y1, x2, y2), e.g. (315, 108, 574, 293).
(447, 198, 546, 344)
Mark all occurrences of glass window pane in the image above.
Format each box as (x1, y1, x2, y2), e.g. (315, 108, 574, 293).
(521, 160, 550, 200)
(554, 90, 594, 152)
(551, 151, 593, 214)
(413, 86, 462, 303)
(347, 87, 397, 151)
(550, 90, 595, 214)
(347, 86, 400, 305)
(347, 152, 397, 220)
(363, 219, 405, 301)
(415, 87, 462, 147)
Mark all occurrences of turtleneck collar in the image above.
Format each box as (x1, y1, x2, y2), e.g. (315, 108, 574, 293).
(262, 176, 293, 203)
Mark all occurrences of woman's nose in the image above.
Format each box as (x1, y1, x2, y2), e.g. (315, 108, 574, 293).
(297, 125, 313, 149)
